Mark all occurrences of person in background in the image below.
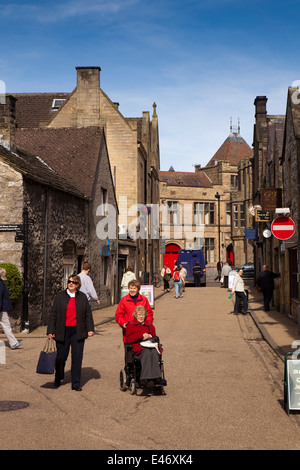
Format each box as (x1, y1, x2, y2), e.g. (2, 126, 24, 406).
(179, 264, 187, 291)
(0, 267, 22, 349)
(231, 268, 248, 315)
(121, 267, 136, 290)
(78, 262, 100, 306)
(257, 265, 280, 311)
(47, 275, 95, 390)
(173, 266, 183, 299)
(161, 264, 171, 292)
(215, 261, 222, 281)
(193, 261, 202, 287)
(221, 262, 231, 289)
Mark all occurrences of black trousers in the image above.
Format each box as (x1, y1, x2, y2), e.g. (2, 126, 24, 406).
(262, 289, 273, 311)
(234, 291, 248, 313)
(55, 326, 85, 388)
(194, 274, 201, 286)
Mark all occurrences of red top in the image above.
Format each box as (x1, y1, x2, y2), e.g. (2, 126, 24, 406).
(125, 318, 156, 355)
(115, 294, 154, 342)
(65, 297, 77, 326)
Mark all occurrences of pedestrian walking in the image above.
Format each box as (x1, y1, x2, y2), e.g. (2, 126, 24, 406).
(214, 261, 222, 281)
(78, 262, 100, 306)
(221, 262, 231, 288)
(47, 275, 95, 390)
(121, 267, 136, 290)
(0, 267, 22, 349)
(179, 264, 187, 291)
(192, 261, 202, 287)
(257, 265, 280, 311)
(231, 268, 249, 315)
(173, 266, 183, 299)
(161, 264, 171, 292)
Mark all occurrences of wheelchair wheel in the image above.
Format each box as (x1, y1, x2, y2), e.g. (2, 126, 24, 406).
(120, 369, 127, 391)
(130, 378, 136, 395)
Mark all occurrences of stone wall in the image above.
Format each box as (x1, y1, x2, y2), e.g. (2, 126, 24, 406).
(23, 180, 88, 329)
(0, 161, 23, 271)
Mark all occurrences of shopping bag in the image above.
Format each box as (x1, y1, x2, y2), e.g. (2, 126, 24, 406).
(36, 337, 57, 374)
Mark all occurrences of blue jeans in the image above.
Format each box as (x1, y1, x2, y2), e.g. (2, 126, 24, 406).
(174, 280, 183, 298)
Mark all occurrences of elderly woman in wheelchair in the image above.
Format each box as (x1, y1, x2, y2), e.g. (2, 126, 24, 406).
(120, 305, 167, 393)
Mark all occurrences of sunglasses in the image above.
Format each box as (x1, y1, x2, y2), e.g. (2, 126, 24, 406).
(68, 280, 79, 285)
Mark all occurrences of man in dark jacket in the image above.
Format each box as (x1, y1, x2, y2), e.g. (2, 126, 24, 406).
(257, 265, 280, 311)
(193, 262, 203, 287)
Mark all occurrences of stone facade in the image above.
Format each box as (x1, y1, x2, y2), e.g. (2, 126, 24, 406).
(159, 127, 254, 272)
(252, 89, 300, 319)
(17, 66, 161, 285)
(1, 95, 118, 330)
(0, 161, 23, 270)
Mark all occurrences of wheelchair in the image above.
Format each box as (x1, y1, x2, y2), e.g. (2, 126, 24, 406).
(119, 341, 167, 395)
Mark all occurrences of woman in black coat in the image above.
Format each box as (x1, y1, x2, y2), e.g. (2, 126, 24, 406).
(47, 275, 95, 391)
(0, 267, 22, 349)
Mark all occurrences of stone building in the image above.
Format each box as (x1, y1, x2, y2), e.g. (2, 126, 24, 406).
(13, 66, 161, 288)
(159, 124, 253, 274)
(281, 87, 300, 318)
(0, 95, 118, 330)
(252, 90, 300, 319)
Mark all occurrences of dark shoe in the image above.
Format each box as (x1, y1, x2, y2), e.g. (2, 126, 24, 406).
(154, 377, 167, 386)
(72, 386, 82, 391)
(54, 380, 61, 388)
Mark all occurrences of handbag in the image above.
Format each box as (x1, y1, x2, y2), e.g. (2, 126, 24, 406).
(36, 337, 57, 374)
(163, 274, 171, 282)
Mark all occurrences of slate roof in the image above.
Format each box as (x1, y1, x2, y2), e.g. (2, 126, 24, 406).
(0, 144, 85, 199)
(160, 170, 213, 188)
(15, 127, 104, 199)
(205, 132, 253, 167)
(12, 93, 70, 128)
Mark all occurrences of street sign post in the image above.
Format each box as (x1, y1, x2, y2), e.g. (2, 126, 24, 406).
(271, 216, 296, 240)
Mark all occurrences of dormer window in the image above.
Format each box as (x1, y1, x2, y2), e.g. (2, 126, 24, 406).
(52, 99, 66, 109)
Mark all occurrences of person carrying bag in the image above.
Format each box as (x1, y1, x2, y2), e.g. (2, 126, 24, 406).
(36, 337, 57, 374)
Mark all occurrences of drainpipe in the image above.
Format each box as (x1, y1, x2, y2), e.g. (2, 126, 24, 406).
(42, 189, 49, 326)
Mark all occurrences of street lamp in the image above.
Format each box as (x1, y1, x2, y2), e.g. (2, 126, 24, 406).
(215, 192, 221, 266)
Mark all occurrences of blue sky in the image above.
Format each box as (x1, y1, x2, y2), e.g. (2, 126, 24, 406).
(1, 0, 299, 171)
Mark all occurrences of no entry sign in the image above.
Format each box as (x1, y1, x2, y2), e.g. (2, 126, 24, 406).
(271, 216, 295, 240)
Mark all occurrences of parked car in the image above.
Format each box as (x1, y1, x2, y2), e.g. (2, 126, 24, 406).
(232, 262, 254, 278)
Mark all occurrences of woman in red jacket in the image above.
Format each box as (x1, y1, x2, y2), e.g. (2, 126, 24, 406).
(115, 280, 153, 343)
(126, 305, 165, 386)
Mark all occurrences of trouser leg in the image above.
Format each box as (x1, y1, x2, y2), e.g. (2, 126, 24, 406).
(174, 282, 179, 298)
(69, 329, 85, 389)
(55, 336, 71, 382)
(0, 311, 18, 347)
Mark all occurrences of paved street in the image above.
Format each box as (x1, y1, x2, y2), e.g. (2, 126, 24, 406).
(1, 283, 300, 450)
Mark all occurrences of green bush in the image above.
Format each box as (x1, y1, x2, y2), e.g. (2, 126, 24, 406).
(0, 263, 22, 304)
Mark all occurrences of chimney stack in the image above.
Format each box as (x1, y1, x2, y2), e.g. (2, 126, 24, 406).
(76, 67, 101, 127)
(254, 96, 267, 118)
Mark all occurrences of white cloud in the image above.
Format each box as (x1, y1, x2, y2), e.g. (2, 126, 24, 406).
(1, 0, 139, 22)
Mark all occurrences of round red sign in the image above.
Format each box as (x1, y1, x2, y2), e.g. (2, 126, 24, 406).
(271, 216, 296, 240)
